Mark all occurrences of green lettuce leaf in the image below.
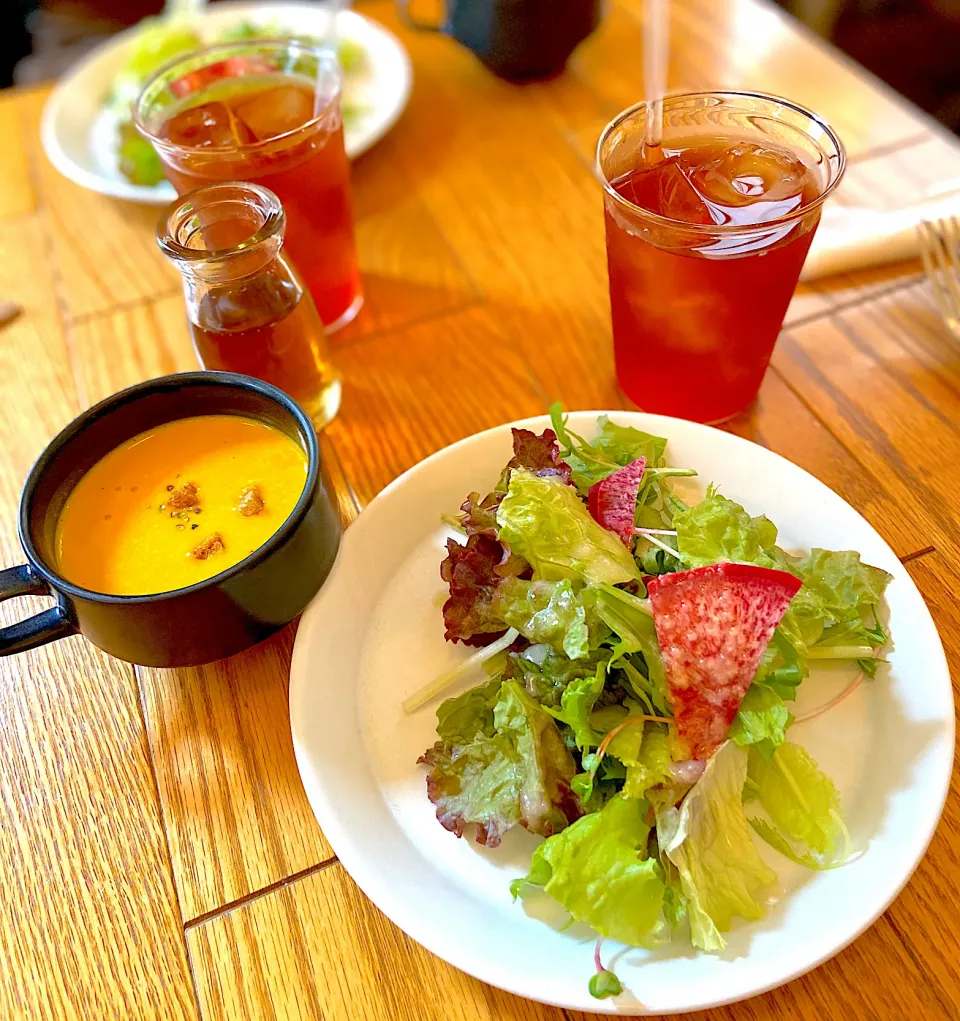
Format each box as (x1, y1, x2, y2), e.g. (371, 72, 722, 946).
(657, 846, 688, 929)
(747, 817, 849, 871)
(572, 753, 630, 810)
(592, 416, 667, 468)
(546, 660, 608, 750)
(496, 471, 641, 585)
(674, 489, 779, 569)
(605, 715, 644, 767)
(570, 770, 595, 805)
(548, 406, 688, 550)
(786, 549, 891, 624)
(575, 712, 669, 805)
(728, 684, 794, 760)
(549, 404, 667, 492)
(623, 726, 673, 799)
(420, 680, 578, 847)
(583, 585, 667, 702)
(856, 656, 886, 679)
(813, 615, 888, 650)
(658, 742, 776, 951)
(588, 970, 623, 999)
(589, 703, 630, 734)
(619, 659, 669, 717)
(493, 578, 591, 659)
(584, 585, 653, 647)
(435, 676, 502, 743)
(512, 795, 665, 946)
(117, 121, 165, 186)
(507, 644, 607, 709)
(111, 16, 203, 96)
(768, 548, 886, 653)
(674, 490, 890, 696)
(754, 630, 806, 701)
(746, 742, 846, 864)
(662, 883, 688, 929)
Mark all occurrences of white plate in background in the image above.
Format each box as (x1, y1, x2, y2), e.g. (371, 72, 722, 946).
(41, 3, 412, 203)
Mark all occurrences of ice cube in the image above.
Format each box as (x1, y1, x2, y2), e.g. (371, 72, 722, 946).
(681, 142, 816, 225)
(162, 102, 254, 148)
(232, 86, 317, 142)
(616, 157, 714, 225)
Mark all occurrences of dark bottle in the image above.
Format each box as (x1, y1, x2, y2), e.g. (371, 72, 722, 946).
(398, 0, 602, 80)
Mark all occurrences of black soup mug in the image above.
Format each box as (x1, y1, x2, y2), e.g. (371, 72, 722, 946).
(0, 372, 341, 667)
(397, 0, 602, 79)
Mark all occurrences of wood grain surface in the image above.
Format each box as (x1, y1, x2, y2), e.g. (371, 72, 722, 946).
(774, 281, 960, 560)
(0, 92, 35, 220)
(0, 219, 197, 1020)
(187, 861, 565, 1021)
(0, 0, 958, 1016)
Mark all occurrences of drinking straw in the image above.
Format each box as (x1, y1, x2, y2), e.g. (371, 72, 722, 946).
(644, 0, 668, 153)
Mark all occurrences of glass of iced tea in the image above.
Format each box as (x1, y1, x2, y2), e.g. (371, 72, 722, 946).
(136, 40, 361, 331)
(158, 181, 341, 430)
(598, 91, 845, 423)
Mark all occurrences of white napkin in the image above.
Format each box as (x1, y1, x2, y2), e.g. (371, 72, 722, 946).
(800, 185, 960, 282)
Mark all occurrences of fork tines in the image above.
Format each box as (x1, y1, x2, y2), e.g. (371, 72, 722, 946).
(918, 217, 960, 337)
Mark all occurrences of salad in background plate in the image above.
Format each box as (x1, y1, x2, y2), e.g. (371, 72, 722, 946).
(107, 13, 368, 186)
(41, 3, 411, 202)
(406, 405, 891, 1000)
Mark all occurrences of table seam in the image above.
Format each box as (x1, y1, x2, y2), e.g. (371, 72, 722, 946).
(331, 295, 487, 353)
(64, 286, 183, 328)
(320, 435, 363, 520)
(183, 856, 339, 931)
(769, 355, 960, 557)
(54, 289, 488, 358)
(787, 272, 925, 331)
(900, 546, 937, 563)
(53, 271, 929, 355)
(845, 133, 932, 165)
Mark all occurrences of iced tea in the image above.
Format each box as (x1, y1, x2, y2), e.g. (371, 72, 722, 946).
(599, 93, 845, 423)
(137, 43, 361, 331)
(190, 268, 341, 429)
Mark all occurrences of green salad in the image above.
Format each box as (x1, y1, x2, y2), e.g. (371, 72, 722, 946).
(406, 406, 891, 1000)
(107, 15, 367, 186)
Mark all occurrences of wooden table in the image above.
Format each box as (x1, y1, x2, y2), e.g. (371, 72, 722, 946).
(1, 0, 958, 1017)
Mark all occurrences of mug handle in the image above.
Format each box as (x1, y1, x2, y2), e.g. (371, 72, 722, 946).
(394, 0, 445, 31)
(0, 564, 76, 655)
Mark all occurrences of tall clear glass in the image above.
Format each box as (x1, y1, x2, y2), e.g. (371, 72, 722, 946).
(598, 91, 845, 424)
(136, 39, 362, 332)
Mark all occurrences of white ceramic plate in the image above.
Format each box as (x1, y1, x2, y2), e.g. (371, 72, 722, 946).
(289, 412, 953, 1015)
(40, 3, 412, 203)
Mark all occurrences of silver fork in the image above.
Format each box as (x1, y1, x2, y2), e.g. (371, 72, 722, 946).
(918, 217, 960, 337)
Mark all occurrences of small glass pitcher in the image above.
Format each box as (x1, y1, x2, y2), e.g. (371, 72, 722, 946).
(157, 181, 341, 430)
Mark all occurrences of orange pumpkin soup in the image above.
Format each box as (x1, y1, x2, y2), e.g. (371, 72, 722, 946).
(56, 415, 308, 595)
